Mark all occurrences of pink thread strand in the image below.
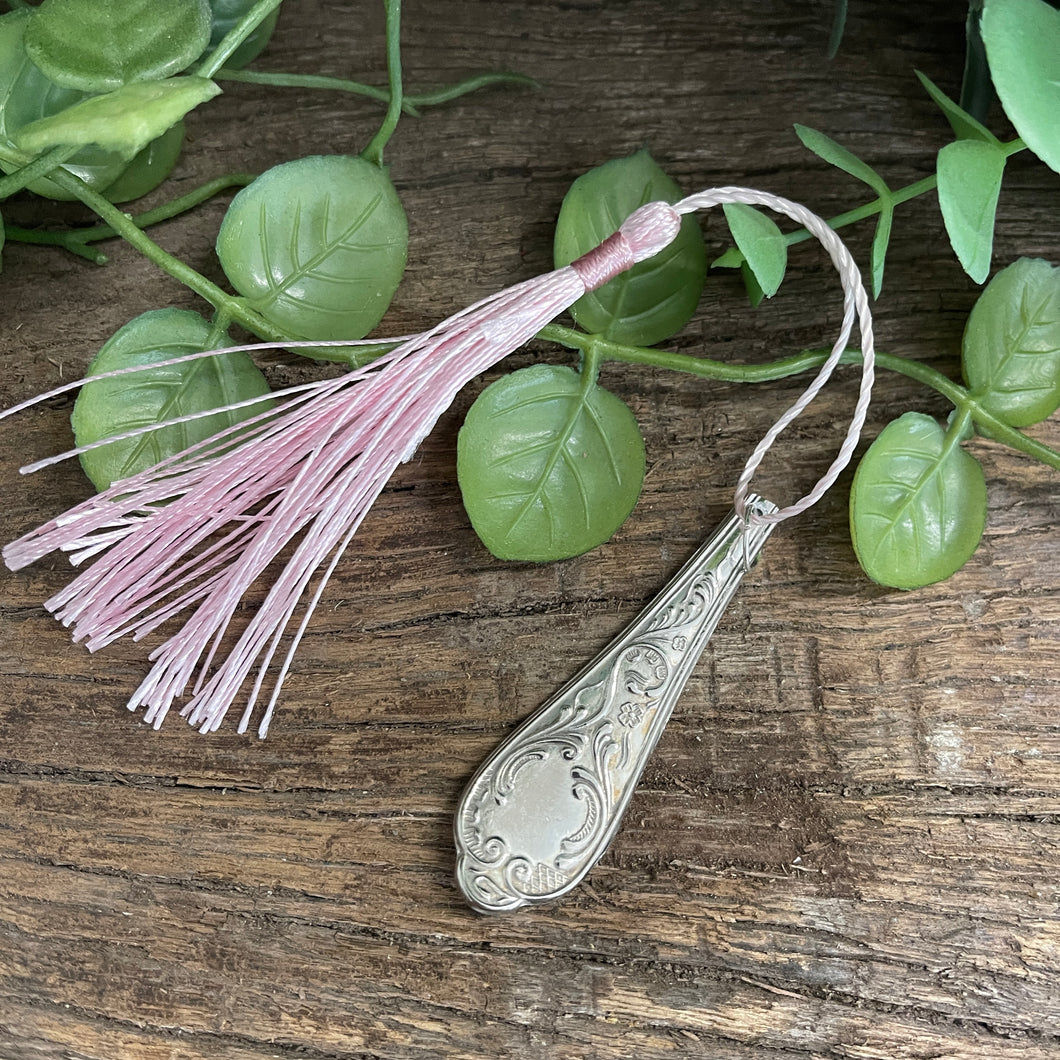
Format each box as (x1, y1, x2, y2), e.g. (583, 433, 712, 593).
(2, 191, 873, 736)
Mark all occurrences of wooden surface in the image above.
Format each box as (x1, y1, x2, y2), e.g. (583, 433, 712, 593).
(2, 1, 1059, 1057)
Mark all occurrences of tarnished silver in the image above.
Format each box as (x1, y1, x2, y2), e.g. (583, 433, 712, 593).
(454, 496, 778, 913)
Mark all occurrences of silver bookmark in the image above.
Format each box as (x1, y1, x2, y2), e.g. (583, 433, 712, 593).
(454, 495, 778, 913)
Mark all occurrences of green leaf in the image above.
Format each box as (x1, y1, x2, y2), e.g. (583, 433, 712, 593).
(15, 77, 219, 162)
(740, 261, 766, 308)
(457, 364, 646, 561)
(0, 9, 129, 198)
(722, 202, 787, 298)
(915, 69, 999, 143)
(794, 123, 890, 197)
(553, 149, 707, 346)
(937, 138, 1006, 284)
(71, 309, 274, 491)
(98, 119, 185, 203)
(216, 154, 408, 341)
(868, 205, 894, 298)
(981, 0, 1060, 174)
(962, 257, 1060, 426)
(24, 0, 211, 93)
(710, 245, 745, 270)
(827, 0, 848, 58)
(850, 411, 988, 589)
(794, 124, 894, 296)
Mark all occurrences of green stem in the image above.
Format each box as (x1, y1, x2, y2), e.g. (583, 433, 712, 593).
(361, 0, 403, 166)
(798, 174, 938, 249)
(215, 68, 538, 116)
(579, 335, 604, 385)
(195, 0, 286, 78)
(205, 310, 237, 354)
(408, 71, 538, 107)
(0, 145, 79, 200)
(953, 398, 1060, 470)
(45, 167, 286, 342)
(538, 323, 1060, 470)
(215, 68, 416, 113)
(5, 173, 257, 260)
(80, 171, 256, 241)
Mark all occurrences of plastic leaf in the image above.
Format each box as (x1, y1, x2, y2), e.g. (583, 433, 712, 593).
(794, 123, 893, 296)
(24, 0, 211, 93)
(962, 257, 1060, 426)
(722, 202, 787, 298)
(457, 364, 646, 561)
(867, 204, 894, 299)
(710, 246, 745, 270)
(0, 9, 129, 197)
(915, 69, 999, 144)
(740, 262, 766, 308)
(98, 120, 186, 203)
(216, 154, 409, 342)
(553, 149, 707, 346)
(850, 411, 988, 589)
(71, 309, 274, 491)
(827, 0, 848, 58)
(937, 138, 1006, 284)
(15, 77, 218, 162)
(794, 123, 891, 197)
(981, 0, 1060, 174)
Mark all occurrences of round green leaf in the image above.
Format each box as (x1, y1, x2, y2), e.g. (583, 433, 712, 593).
(553, 149, 706, 346)
(982, 0, 1060, 175)
(850, 412, 988, 590)
(24, 0, 211, 93)
(72, 309, 274, 491)
(15, 77, 219, 162)
(0, 9, 128, 198)
(99, 120, 185, 203)
(962, 257, 1060, 426)
(216, 155, 409, 341)
(457, 364, 646, 562)
(937, 138, 1006, 284)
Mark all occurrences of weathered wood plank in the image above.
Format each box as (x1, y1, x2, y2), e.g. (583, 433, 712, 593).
(1, 0, 1058, 1057)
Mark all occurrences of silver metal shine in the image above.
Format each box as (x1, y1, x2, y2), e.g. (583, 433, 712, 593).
(454, 495, 778, 913)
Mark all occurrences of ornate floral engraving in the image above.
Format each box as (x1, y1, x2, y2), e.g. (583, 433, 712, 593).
(455, 499, 778, 913)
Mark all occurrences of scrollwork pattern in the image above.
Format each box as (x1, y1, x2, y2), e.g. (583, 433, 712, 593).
(455, 500, 778, 912)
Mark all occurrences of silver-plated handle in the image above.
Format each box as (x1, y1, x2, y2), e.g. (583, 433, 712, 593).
(454, 495, 778, 913)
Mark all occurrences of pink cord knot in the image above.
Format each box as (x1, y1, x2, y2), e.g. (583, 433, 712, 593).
(570, 201, 682, 292)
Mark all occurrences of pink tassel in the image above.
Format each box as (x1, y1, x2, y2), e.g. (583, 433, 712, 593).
(3, 188, 875, 737)
(2, 201, 683, 737)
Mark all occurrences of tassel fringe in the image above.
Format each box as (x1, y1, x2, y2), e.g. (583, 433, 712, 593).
(1, 193, 872, 736)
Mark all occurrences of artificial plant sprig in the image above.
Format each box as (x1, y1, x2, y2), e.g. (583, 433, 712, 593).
(455, 135, 1058, 590)
(1, 0, 533, 491)
(716, 0, 1060, 298)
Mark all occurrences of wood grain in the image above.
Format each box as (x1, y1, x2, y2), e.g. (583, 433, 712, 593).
(1, 1, 1058, 1057)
